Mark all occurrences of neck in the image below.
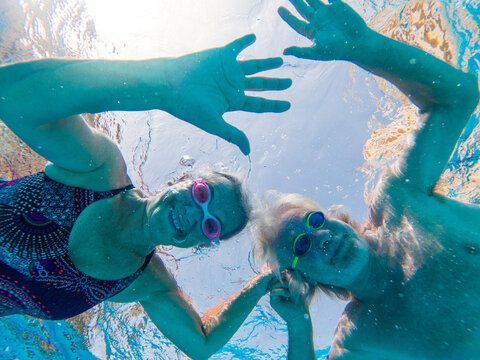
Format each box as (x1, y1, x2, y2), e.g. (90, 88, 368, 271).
(348, 248, 391, 301)
(144, 192, 174, 248)
(119, 190, 156, 256)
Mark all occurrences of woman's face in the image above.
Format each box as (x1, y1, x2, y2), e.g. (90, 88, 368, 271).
(149, 175, 245, 248)
(276, 209, 370, 289)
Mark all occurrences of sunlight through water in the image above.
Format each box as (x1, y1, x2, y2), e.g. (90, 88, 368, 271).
(0, 0, 479, 359)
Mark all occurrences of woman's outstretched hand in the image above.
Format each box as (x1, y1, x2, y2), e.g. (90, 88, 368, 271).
(278, 0, 369, 61)
(163, 34, 292, 155)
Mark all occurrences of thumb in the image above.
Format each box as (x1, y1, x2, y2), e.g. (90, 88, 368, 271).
(283, 46, 315, 59)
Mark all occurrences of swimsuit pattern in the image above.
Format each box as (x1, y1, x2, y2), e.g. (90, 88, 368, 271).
(0, 173, 153, 320)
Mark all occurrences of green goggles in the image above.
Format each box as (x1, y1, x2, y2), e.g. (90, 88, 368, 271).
(291, 211, 326, 269)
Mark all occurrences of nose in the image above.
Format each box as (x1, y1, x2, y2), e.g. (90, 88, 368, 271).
(184, 203, 203, 230)
(315, 229, 333, 252)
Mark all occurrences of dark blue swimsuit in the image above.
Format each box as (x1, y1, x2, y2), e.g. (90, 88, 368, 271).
(0, 172, 154, 320)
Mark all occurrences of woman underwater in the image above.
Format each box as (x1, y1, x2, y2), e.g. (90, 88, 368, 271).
(0, 35, 292, 359)
(256, 1, 480, 359)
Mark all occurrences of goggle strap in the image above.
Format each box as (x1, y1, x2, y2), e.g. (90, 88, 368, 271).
(291, 256, 299, 269)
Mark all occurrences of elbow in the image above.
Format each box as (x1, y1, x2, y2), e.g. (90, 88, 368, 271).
(433, 71, 479, 114)
(455, 72, 479, 114)
(170, 340, 212, 360)
(182, 333, 214, 360)
(190, 354, 210, 360)
(466, 72, 480, 112)
(0, 75, 11, 120)
(188, 346, 211, 360)
(186, 347, 212, 360)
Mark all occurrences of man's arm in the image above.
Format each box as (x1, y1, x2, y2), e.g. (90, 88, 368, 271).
(278, 0, 479, 193)
(109, 254, 273, 360)
(286, 316, 315, 360)
(269, 280, 316, 360)
(348, 27, 479, 194)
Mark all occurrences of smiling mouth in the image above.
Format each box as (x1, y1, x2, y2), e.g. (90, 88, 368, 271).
(169, 206, 183, 233)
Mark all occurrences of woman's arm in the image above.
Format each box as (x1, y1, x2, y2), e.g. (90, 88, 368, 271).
(278, 0, 479, 193)
(0, 34, 291, 176)
(110, 254, 274, 360)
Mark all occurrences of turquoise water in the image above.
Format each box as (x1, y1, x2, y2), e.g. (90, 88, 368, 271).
(0, 0, 479, 359)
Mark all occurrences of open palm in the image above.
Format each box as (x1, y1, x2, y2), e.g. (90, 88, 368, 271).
(163, 34, 292, 155)
(278, 0, 369, 61)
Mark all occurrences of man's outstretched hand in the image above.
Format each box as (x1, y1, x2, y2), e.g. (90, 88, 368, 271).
(279, 0, 369, 61)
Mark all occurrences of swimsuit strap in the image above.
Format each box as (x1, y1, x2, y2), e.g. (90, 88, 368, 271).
(139, 250, 155, 271)
(110, 183, 135, 196)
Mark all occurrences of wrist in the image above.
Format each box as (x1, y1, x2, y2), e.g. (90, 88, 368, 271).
(251, 272, 273, 297)
(286, 311, 313, 334)
(90, 58, 174, 113)
(286, 308, 311, 325)
(125, 58, 173, 110)
(344, 28, 383, 63)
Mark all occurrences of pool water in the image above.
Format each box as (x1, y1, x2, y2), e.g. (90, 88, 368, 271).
(0, 0, 479, 359)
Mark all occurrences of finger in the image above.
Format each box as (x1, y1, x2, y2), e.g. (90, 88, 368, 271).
(227, 34, 256, 55)
(281, 268, 292, 283)
(270, 287, 291, 298)
(330, 0, 349, 10)
(288, 0, 315, 20)
(278, 7, 313, 38)
(270, 278, 286, 290)
(245, 77, 292, 91)
(242, 96, 291, 113)
(204, 119, 251, 155)
(283, 46, 317, 59)
(241, 58, 283, 75)
(305, 0, 322, 9)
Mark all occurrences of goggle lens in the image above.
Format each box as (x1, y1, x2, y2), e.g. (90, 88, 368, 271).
(192, 182, 210, 203)
(204, 218, 220, 239)
(294, 234, 312, 256)
(290, 211, 325, 269)
(307, 211, 326, 230)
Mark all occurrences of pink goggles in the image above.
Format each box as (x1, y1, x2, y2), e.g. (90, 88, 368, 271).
(192, 179, 221, 244)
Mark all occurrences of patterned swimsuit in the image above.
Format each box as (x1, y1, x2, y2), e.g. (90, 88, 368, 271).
(0, 172, 154, 320)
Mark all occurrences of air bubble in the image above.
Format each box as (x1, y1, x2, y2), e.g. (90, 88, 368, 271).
(179, 155, 195, 167)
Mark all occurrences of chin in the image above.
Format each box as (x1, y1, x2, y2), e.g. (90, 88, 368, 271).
(175, 244, 191, 249)
(171, 238, 190, 248)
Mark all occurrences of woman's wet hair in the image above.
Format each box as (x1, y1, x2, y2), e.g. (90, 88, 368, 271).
(252, 191, 354, 301)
